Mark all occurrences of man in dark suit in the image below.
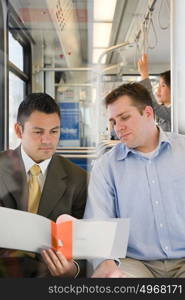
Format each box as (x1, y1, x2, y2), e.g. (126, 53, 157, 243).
(0, 93, 87, 277)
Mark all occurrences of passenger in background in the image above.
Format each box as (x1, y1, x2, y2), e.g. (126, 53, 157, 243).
(84, 83, 185, 278)
(0, 93, 87, 278)
(138, 53, 171, 131)
(110, 125, 119, 140)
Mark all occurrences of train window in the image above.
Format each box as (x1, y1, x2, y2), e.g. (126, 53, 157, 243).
(8, 4, 31, 149)
(9, 72, 25, 148)
(8, 31, 24, 71)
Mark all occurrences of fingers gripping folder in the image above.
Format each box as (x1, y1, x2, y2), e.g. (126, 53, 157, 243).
(0, 207, 130, 259)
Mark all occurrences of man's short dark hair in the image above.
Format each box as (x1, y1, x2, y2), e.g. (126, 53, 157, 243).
(105, 82, 153, 114)
(17, 93, 61, 125)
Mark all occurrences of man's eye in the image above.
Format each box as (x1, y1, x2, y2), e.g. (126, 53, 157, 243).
(33, 131, 42, 134)
(51, 130, 59, 134)
(121, 116, 129, 120)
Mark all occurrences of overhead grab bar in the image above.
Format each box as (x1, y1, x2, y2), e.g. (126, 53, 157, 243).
(134, 0, 157, 43)
(158, 0, 170, 30)
(97, 41, 135, 65)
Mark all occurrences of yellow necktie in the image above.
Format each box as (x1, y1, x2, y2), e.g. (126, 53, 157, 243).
(9, 165, 41, 259)
(28, 164, 41, 214)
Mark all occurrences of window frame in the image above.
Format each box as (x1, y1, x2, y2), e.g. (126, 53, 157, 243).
(7, 3, 33, 149)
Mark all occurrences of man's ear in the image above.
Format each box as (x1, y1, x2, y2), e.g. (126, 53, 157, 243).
(144, 106, 154, 119)
(14, 123, 23, 139)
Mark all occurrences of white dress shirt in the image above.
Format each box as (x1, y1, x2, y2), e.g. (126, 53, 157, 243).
(21, 145, 51, 192)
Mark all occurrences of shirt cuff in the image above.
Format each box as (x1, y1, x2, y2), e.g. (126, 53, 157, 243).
(91, 257, 120, 270)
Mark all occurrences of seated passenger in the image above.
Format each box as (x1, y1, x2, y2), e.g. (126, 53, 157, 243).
(138, 53, 171, 131)
(0, 93, 87, 277)
(84, 82, 185, 278)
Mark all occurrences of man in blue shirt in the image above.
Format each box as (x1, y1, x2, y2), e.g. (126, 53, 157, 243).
(84, 82, 185, 278)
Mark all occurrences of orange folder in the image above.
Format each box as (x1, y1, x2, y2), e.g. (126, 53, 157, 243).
(51, 220, 73, 260)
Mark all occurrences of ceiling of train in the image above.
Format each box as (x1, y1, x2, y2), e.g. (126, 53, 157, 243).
(10, 0, 170, 75)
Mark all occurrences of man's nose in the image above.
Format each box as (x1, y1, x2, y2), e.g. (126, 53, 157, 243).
(115, 121, 126, 132)
(41, 133, 51, 143)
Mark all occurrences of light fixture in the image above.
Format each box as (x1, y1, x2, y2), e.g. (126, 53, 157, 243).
(92, 0, 117, 64)
(93, 23, 112, 48)
(94, 0, 117, 21)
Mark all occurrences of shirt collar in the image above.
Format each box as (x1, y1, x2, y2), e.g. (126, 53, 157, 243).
(21, 145, 52, 175)
(117, 127, 172, 161)
(158, 127, 172, 145)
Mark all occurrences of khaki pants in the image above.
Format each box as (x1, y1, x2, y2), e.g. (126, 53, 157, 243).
(120, 257, 185, 278)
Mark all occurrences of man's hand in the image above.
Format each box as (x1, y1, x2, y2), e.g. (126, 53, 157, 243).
(41, 249, 78, 277)
(91, 259, 127, 278)
(137, 53, 149, 80)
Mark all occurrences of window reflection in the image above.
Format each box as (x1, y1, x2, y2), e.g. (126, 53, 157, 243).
(9, 72, 25, 149)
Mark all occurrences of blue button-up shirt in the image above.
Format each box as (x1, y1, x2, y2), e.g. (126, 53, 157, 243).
(84, 129, 185, 260)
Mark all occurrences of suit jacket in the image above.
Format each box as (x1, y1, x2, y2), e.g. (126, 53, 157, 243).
(0, 147, 87, 277)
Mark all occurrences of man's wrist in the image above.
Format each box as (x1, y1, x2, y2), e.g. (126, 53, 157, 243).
(101, 259, 117, 266)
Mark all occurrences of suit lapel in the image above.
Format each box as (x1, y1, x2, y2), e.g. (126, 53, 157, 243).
(1, 147, 28, 211)
(38, 155, 67, 218)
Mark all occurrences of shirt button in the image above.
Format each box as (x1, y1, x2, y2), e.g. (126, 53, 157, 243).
(165, 246, 168, 250)
(152, 180, 155, 184)
(155, 201, 159, 204)
(159, 223, 163, 228)
(148, 160, 152, 164)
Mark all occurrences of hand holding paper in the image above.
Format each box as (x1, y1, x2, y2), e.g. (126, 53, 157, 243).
(41, 248, 78, 277)
(41, 214, 78, 277)
(0, 207, 130, 260)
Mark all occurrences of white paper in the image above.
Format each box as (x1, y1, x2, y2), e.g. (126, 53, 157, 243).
(0, 207, 51, 253)
(73, 219, 130, 259)
(0, 207, 129, 259)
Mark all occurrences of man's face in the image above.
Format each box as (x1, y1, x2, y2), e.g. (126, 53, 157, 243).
(15, 111, 61, 163)
(108, 96, 153, 151)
